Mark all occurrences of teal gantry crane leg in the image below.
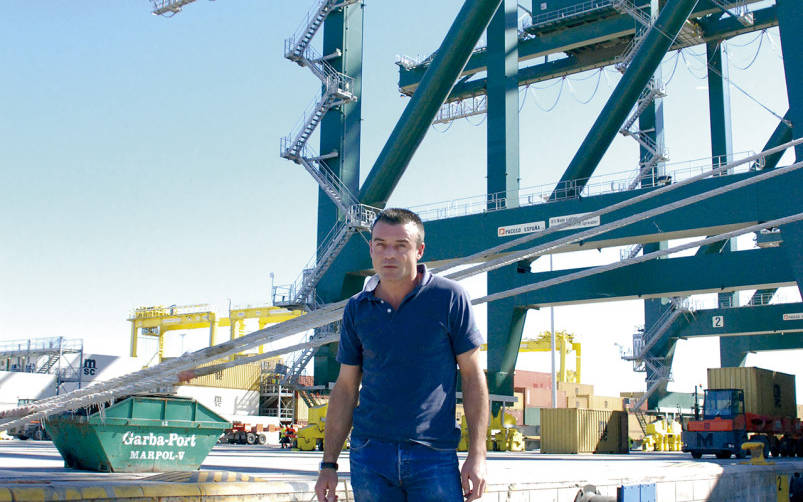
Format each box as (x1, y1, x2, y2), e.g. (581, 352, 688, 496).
(314, 2, 365, 386)
(776, 0, 802, 161)
(706, 39, 738, 309)
(550, 0, 699, 199)
(486, 0, 522, 413)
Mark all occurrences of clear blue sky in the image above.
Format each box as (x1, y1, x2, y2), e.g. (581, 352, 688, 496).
(1, 1, 798, 398)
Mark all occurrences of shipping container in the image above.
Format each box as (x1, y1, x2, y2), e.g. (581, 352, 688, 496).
(557, 382, 594, 397)
(524, 407, 541, 427)
(541, 408, 629, 454)
(174, 385, 260, 417)
(589, 396, 626, 411)
(513, 370, 553, 390)
(527, 387, 567, 408)
(512, 391, 525, 410)
(566, 396, 589, 409)
(707, 367, 796, 417)
(182, 359, 261, 391)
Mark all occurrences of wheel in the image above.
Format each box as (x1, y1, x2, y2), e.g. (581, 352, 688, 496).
(32, 428, 43, 441)
(715, 451, 731, 459)
(691, 451, 703, 459)
(297, 436, 316, 451)
(770, 436, 780, 457)
(257, 434, 267, 445)
(246, 433, 256, 445)
(316, 438, 324, 451)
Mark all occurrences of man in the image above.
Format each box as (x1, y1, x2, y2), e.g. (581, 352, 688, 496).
(315, 208, 489, 502)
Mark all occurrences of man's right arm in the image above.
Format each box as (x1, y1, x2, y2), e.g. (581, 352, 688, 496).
(315, 363, 361, 502)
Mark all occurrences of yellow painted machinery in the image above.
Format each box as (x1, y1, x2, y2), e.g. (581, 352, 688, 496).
(129, 304, 217, 362)
(480, 330, 581, 383)
(642, 418, 683, 452)
(295, 403, 327, 451)
(129, 303, 303, 363)
(219, 305, 304, 357)
(459, 409, 524, 452)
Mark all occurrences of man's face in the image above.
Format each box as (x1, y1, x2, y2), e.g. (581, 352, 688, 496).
(369, 221, 425, 283)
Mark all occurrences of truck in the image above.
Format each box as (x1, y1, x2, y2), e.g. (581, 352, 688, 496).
(682, 367, 802, 459)
(7, 420, 50, 441)
(220, 421, 268, 445)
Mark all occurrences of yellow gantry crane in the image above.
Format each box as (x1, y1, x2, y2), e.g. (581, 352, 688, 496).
(480, 330, 581, 383)
(129, 304, 304, 363)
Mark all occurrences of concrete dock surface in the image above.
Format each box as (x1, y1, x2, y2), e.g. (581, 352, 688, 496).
(1, 440, 802, 501)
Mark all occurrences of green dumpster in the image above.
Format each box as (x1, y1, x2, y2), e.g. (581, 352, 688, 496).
(45, 395, 231, 472)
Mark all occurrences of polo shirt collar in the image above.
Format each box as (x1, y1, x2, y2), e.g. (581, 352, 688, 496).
(359, 264, 431, 302)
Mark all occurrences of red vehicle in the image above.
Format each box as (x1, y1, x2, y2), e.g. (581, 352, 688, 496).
(683, 388, 803, 458)
(221, 422, 267, 445)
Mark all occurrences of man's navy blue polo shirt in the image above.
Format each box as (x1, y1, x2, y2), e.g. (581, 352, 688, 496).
(337, 264, 483, 449)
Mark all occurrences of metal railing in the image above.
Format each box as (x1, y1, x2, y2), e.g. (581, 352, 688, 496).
(433, 95, 488, 125)
(129, 304, 212, 320)
(718, 291, 786, 308)
(530, 0, 613, 29)
(409, 151, 757, 223)
(284, 0, 360, 62)
(0, 337, 83, 356)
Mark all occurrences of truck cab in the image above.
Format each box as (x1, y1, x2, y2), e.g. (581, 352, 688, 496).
(682, 388, 748, 459)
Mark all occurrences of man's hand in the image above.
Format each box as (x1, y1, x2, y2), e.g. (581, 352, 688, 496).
(460, 453, 487, 501)
(315, 468, 338, 502)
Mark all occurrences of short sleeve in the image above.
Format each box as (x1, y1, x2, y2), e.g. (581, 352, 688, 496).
(336, 299, 363, 366)
(448, 285, 483, 356)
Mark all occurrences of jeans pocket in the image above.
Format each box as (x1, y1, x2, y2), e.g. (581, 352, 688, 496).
(349, 436, 372, 452)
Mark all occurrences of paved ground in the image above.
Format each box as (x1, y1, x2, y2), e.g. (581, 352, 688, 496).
(0, 439, 800, 483)
(2, 440, 803, 501)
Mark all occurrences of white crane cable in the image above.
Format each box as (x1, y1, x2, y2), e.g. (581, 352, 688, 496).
(449, 157, 803, 281)
(435, 137, 803, 278)
(2, 140, 801, 429)
(0, 333, 343, 432)
(474, 212, 803, 305)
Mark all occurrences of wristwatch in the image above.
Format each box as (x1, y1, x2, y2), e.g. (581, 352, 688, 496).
(320, 461, 338, 471)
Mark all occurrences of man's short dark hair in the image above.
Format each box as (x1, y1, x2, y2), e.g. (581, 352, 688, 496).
(371, 208, 425, 245)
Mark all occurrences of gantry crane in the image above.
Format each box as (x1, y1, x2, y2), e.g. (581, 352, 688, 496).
(481, 330, 581, 384)
(128, 304, 303, 363)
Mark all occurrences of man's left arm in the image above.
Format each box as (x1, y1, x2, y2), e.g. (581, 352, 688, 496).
(457, 347, 489, 502)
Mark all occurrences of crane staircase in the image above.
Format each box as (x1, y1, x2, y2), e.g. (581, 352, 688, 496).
(610, 0, 678, 189)
(278, 320, 342, 408)
(278, 0, 377, 311)
(275, 0, 376, 386)
(621, 299, 690, 419)
(621, 81, 669, 189)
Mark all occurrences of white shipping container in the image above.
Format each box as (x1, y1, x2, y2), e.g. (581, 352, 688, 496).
(173, 385, 260, 417)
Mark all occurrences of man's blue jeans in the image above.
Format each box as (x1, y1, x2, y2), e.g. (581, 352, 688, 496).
(349, 436, 463, 501)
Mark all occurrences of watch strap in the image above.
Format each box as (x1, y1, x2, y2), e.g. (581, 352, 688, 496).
(320, 461, 338, 471)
